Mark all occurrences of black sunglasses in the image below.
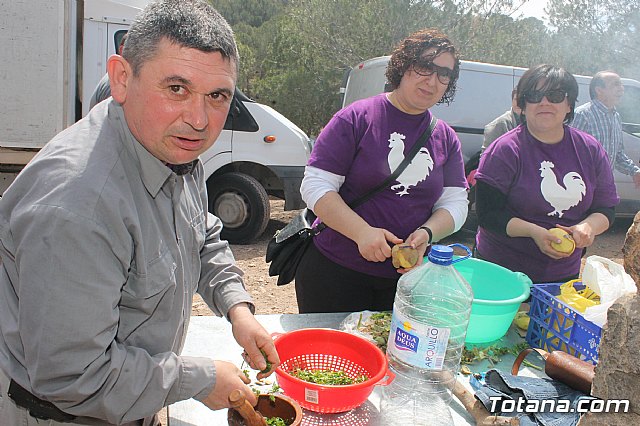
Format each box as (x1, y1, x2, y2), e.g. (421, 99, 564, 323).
(412, 62, 454, 85)
(524, 89, 567, 104)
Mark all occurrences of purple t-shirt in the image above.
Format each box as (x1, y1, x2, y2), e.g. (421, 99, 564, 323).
(309, 93, 468, 278)
(475, 125, 619, 283)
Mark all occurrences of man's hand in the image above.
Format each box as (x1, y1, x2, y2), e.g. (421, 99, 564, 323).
(633, 172, 640, 188)
(201, 360, 254, 410)
(229, 303, 280, 380)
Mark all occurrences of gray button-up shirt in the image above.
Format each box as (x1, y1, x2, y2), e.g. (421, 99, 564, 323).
(0, 100, 254, 424)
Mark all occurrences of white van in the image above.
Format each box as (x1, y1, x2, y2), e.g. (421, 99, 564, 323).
(1, 0, 310, 244)
(341, 57, 640, 216)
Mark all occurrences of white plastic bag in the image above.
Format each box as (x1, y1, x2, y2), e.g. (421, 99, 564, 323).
(581, 255, 637, 327)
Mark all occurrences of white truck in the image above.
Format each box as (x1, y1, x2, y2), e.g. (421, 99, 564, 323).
(0, 0, 311, 243)
(341, 57, 640, 217)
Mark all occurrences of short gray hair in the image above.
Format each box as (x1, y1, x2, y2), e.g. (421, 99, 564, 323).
(122, 0, 238, 76)
(589, 70, 618, 100)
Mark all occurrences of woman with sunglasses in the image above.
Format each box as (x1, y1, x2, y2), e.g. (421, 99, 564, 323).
(474, 64, 619, 284)
(293, 29, 469, 313)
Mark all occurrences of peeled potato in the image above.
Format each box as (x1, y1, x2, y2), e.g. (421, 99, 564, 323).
(391, 244, 419, 269)
(549, 227, 575, 254)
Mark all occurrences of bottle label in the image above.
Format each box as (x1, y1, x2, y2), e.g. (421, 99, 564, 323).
(388, 310, 450, 370)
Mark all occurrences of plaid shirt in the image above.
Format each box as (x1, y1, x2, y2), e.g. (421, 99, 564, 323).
(572, 99, 640, 176)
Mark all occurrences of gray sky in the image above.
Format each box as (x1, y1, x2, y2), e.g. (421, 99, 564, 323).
(518, 0, 549, 21)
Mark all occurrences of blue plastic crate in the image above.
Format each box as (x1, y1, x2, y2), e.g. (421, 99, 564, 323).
(526, 282, 602, 364)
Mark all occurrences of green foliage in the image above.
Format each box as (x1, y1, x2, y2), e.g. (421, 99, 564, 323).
(547, 0, 640, 78)
(209, 0, 286, 27)
(213, 0, 639, 135)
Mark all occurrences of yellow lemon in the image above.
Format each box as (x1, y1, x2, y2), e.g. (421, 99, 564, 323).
(549, 228, 575, 254)
(514, 311, 530, 331)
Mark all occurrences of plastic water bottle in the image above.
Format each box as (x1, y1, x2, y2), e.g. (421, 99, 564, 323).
(380, 244, 473, 425)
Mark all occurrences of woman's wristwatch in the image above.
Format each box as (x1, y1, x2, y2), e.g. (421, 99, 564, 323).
(418, 226, 433, 245)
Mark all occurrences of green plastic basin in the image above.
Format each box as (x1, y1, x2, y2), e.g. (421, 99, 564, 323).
(454, 258, 531, 344)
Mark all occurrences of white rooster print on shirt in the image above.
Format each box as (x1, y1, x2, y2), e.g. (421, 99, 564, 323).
(387, 132, 433, 196)
(539, 160, 586, 218)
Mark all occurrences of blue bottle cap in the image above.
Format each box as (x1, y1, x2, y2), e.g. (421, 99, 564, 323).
(428, 245, 454, 265)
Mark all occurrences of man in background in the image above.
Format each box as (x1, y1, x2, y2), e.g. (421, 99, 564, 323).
(465, 89, 521, 205)
(482, 88, 522, 152)
(89, 33, 127, 109)
(572, 70, 640, 187)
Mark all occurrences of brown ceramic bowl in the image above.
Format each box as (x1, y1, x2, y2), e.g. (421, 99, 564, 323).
(227, 394, 303, 426)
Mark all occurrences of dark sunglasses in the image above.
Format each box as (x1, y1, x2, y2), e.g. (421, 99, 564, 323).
(412, 62, 454, 85)
(524, 89, 567, 104)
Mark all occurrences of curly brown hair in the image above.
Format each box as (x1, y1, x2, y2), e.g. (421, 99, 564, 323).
(385, 28, 460, 105)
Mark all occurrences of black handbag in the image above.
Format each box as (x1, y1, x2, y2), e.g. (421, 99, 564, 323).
(266, 116, 438, 285)
(265, 207, 320, 285)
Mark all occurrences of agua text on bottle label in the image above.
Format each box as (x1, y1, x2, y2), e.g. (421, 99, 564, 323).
(388, 310, 450, 370)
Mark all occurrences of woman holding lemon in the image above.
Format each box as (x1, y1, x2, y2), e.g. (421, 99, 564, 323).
(474, 64, 619, 283)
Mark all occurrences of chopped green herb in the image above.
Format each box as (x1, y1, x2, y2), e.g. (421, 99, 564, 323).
(268, 383, 281, 402)
(289, 368, 368, 385)
(260, 349, 272, 374)
(354, 311, 540, 371)
(265, 417, 288, 426)
(358, 311, 392, 351)
(461, 342, 541, 370)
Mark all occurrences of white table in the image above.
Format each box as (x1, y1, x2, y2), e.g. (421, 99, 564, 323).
(168, 314, 542, 425)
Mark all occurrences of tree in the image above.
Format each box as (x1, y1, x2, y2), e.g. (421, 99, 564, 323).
(209, 0, 286, 27)
(547, 0, 640, 79)
(215, 0, 638, 134)
(242, 0, 540, 133)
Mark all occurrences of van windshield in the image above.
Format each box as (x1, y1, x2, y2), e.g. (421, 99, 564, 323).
(619, 84, 640, 137)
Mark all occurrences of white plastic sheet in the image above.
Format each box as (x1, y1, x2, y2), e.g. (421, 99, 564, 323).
(581, 255, 637, 327)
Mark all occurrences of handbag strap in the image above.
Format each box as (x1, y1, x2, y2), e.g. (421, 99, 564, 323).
(313, 115, 437, 234)
(349, 115, 437, 209)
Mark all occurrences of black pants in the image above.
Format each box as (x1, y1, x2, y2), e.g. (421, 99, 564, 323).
(294, 242, 398, 313)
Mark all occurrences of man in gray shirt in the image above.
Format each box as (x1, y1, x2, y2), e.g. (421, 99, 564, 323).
(481, 89, 522, 152)
(0, 1, 278, 425)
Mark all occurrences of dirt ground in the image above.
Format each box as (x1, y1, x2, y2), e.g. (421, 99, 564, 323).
(158, 200, 631, 424)
(191, 199, 301, 316)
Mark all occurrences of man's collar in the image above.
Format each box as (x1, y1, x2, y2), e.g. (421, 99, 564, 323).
(166, 161, 197, 176)
(593, 98, 616, 113)
(511, 109, 522, 124)
(109, 101, 186, 197)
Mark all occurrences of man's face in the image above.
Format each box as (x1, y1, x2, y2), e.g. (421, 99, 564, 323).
(115, 38, 237, 165)
(597, 73, 624, 109)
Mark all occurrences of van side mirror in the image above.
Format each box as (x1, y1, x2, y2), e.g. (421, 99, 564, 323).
(223, 96, 259, 132)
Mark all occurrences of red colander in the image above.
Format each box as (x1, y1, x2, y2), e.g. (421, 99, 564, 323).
(273, 328, 393, 413)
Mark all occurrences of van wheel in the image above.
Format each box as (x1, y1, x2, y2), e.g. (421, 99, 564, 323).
(207, 172, 270, 244)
